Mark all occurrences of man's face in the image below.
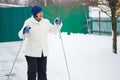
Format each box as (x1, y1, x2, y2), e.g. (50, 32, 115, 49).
(36, 11, 43, 20)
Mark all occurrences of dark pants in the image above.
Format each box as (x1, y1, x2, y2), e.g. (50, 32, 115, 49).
(25, 54, 47, 80)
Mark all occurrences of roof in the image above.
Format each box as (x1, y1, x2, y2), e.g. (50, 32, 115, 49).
(0, 3, 24, 8)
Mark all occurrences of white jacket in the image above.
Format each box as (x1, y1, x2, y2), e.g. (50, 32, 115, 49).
(18, 16, 62, 57)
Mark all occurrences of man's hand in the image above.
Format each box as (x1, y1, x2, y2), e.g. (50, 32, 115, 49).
(55, 17, 61, 25)
(23, 26, 31, 34)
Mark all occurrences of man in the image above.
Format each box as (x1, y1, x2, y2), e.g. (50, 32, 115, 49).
(18, 5, 62, 80)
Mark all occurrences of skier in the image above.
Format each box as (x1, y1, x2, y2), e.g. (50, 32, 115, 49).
(18, 5, 62, 80)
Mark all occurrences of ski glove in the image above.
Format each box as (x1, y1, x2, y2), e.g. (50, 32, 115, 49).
(23, 26, 31, 34)
(55, 17, 61, 25)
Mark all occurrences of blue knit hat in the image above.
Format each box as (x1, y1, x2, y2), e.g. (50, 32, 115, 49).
(31, 5, 43, 17)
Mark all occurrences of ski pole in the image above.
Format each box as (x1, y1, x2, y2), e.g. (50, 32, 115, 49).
(59, 32, 72, 80)
(51, 0, 71, 79)
(7, 39, 24, 80)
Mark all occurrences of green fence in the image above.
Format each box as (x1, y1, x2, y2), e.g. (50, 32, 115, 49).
(91, 17, 120, 35)
(0, 6, 89, 42)
(0, 7, 31, 42)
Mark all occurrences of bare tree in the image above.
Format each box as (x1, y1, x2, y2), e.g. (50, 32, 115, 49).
(107, 0, 118, 54)
(23, 0, 56, 6)
(0, 0, 85, 6)
(85, 0, 119, 54)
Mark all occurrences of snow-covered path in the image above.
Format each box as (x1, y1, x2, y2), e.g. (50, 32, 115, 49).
(0, 33, 120, 80)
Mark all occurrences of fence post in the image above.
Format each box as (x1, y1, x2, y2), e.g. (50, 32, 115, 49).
(99, 10, 101, 35)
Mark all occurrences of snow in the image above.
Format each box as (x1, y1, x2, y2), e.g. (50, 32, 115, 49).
(0, 33, 120, 80)
(89, 7, 109, 17)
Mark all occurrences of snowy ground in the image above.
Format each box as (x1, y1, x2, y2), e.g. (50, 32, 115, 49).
(0, 33, 120, 80)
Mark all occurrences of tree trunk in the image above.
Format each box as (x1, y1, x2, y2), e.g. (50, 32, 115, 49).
(5, 0, 8, 3)
(111, 8, 117, 54)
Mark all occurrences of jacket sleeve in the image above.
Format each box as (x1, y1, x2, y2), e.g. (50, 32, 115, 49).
(18, 20, 29, 39)
(47, 19, 63, 33)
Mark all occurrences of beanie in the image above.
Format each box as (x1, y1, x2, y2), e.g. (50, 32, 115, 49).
(31, 5, 43, 17)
